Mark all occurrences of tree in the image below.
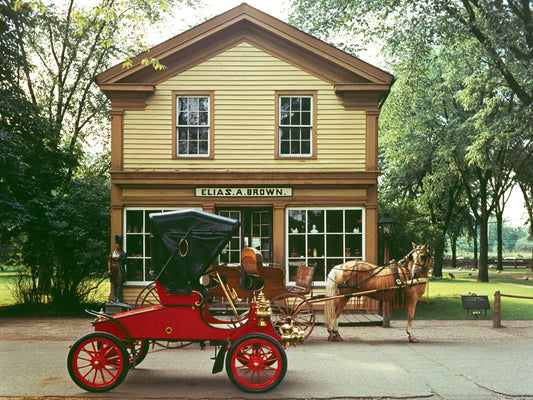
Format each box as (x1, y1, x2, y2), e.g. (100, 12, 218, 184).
(1, 0, 194, 307)
(289, 0, 533, 281)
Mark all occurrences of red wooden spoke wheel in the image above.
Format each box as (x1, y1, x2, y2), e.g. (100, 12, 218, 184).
(225, 333, 287, 392)
(270, 293, 315, 338)
(68, 332, 129, 392)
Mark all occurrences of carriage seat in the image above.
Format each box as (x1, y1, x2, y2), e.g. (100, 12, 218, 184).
(241, 247, 265, 291)
(288, 264, 315, 295)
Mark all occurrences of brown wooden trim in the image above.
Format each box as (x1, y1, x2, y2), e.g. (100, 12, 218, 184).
(335, 84, 390, 110)
(109, 110, 124, 171)
(171, 90, 215, 160)
(275, 90, 317, 159)
(110, 171, 379, 186)
(365, 110, 380, 171)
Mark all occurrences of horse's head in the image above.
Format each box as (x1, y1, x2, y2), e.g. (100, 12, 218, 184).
(409, 242, 431, 279)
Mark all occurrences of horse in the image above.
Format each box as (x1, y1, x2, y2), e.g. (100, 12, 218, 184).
(324, 242, 432, 343)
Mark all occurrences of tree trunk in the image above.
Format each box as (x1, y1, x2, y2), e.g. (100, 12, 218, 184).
(432, 234, 445, 278)
(473, 227, 478, 269)
(478, 204, 490, 282)
(496, 211, 503, 271)
(451, 234, 457, 268)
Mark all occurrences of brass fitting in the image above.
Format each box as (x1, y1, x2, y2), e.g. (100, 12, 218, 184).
(254, 291, 272, 327)
(280, 319, 305, 347)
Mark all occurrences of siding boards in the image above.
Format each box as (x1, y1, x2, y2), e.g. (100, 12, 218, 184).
(123, 42, 366, 171)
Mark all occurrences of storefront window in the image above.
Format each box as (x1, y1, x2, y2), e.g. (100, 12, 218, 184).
(287, 208, 364, 284)
(218, 210, 242, 264)
(124, 208, 189, 283)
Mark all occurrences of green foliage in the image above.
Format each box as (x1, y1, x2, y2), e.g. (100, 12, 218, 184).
(289, 0, 533, 280)
(1, 0, 194, 309)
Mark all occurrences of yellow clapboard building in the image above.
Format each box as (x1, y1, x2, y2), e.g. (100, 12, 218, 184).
(97, 3, 394, 306)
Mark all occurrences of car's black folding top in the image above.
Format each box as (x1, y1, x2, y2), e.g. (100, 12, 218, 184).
(150, 209, 239, 294)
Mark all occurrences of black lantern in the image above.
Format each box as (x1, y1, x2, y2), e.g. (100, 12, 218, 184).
(378, 211, 395, 238)
(378, 211, 395, 265)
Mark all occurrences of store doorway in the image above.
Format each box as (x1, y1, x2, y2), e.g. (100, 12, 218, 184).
(217, 207, 273, 265)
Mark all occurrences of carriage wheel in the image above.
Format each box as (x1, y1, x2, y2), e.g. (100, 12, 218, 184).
(226, 333, 287, 393)
(125, 339, 150, 368)
(270, 293, 315, 338)
(67, 332, 129, 392)
(134, 282, 159, 308)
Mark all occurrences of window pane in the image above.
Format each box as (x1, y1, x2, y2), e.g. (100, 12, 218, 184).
(189, 127, 198, 140)
(326, 210, 343, 232)
(290, 128, 300, 140)
(301, 140, 310, 155)
(302, 111, 311, 125)
(291, 140, 300, 154)
(178, 128, 187, 140)
(280, 97, 290, 111)
(291, 97, 300, 110)
(198, 111, 208, 125)
(308, 210, 324, 232)
(178, 141, 187, 154)
(280, 128, 290, 140)
(280, 141, 290, 155)
(302, 96, 311, 110)
(290, 111, 300, 125)
(199, 128, 208, 140)
(280, 112, 290, 125)
(199, 140, 208, 154)
(178, 112, 188, 126)
(178, 97, 188, 111)
(189, 97, 199, 111)
(198, 97, 209, 111)
(188, 140, 198, 154)
(301, 127, 311, 140)
(289, 210, 306, 233)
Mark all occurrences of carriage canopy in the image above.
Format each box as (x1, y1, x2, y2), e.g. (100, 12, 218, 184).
(150, 209, 240, 294)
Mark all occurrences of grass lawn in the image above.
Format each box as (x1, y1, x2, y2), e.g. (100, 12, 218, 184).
(391, 270, 533, 320)
(2, 267, 532, 320)
(0, 270, 110, 307)
(0, 271, 17, 306)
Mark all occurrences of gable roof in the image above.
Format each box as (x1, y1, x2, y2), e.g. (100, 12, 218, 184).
(96, 3, 394, 110)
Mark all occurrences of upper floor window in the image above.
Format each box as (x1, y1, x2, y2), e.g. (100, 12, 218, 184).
(173, 92, 214, 158)
(276, 92, 316, 158)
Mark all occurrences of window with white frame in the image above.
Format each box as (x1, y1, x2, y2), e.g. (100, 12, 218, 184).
(278, 95, 314, 157)
(286, 208, 364, 284)
(175, 94, 211, 157)
(124, 208, 191, 283)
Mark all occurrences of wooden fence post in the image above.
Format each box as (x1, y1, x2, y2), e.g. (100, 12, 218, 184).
(382, 301, 390, 328)
(493, 291, 501, 328)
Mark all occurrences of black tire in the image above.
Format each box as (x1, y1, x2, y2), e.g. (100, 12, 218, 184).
(126, 339, 150, 368)
(67, 332, 129, 392)
(225, 333, 287, 393)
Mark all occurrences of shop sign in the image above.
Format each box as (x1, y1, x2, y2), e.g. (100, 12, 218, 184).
(196, 187, 292, 197)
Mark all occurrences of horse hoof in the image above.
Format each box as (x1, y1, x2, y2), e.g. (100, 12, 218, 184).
(409, 337, 419, 343)
(328, 334, 343, 342)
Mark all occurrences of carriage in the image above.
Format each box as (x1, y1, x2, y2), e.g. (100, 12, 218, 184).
(135, 244, 318, 338)
(67, 209, 305, 393)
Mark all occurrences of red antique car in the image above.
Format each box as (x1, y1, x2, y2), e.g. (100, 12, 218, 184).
(67, 209, 304, 393)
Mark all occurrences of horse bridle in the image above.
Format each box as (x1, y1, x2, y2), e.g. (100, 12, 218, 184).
(408, 245, 431, 277)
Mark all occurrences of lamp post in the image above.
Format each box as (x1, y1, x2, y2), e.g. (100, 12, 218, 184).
(378, 211, 395, 328)
(378, 211, 395, 264)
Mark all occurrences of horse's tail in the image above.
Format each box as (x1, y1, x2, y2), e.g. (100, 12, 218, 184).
(324, 266, 340, 331)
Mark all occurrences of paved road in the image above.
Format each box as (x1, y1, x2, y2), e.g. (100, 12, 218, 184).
(1, 317, 532, 399)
